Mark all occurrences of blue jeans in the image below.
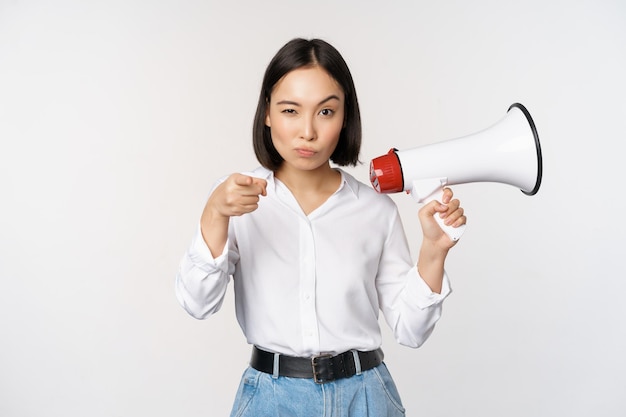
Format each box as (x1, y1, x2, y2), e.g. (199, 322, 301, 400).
(229, 363, 406, 417)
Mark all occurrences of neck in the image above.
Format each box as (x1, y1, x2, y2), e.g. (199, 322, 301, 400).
(275, 163, 340, 194)
(274, 163, 343, 216)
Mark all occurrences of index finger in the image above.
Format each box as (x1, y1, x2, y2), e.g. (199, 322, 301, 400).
(232, 173, 253, 186)
(251, 177, 267, 196)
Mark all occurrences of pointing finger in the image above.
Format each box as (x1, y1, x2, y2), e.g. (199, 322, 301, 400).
(233, 174, 253, 186)
(251, 178, 268, 196)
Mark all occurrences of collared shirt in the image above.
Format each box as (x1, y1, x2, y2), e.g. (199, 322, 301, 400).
(176, 167, 451, 357)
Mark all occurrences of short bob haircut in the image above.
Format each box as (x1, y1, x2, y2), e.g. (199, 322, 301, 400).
(253, 38, 362, 171)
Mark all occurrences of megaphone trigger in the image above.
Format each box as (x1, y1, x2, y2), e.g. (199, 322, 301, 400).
(408, 178, 449, 203)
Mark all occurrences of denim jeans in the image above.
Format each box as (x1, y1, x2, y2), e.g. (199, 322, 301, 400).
(229, 362, 406, 417)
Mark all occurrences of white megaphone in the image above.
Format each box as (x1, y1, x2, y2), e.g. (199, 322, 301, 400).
(369, 103, 543, 241)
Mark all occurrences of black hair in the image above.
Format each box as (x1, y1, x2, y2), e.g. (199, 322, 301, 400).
(252, 38, 362, 170)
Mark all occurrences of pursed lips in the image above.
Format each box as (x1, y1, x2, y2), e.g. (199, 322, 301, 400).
(295, 147, 316, 157)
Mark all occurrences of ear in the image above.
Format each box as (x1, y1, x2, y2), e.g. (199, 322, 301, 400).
(265, 102, 271, 127)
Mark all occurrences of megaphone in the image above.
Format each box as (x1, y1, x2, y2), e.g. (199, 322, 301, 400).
(369, 103, 543, 241)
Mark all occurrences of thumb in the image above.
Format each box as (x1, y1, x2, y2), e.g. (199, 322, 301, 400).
(420, 199, 448, 219)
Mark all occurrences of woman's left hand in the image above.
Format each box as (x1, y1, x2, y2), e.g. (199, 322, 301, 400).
(418, 187, 467, 250)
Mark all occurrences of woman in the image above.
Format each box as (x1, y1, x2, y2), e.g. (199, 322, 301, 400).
(176, 38, 466, 416)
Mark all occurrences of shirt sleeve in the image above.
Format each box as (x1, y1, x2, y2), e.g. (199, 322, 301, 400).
(175, 224, 233, 319)
(390, 266, 452, 347)
(377, 207, 453, 349)
(404, 266, 452, 309)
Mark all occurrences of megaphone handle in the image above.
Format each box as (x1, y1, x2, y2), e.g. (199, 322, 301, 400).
(422, 190, 467, 242)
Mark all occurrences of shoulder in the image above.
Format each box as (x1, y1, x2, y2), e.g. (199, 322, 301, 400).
(339, 169, 398, 211)
(246, 166, 272, 179)
(216, 166, 271, 180)
(214, 166, 272, 183)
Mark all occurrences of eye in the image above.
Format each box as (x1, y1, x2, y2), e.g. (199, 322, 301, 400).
(281, 108, 297, 115)
(319, 108, 334, 117)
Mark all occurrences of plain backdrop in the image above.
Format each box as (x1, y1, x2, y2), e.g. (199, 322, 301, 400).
(1, 0, 625, 416)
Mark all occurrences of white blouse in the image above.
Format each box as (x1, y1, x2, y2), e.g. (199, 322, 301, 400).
(176, 167, 451, 357)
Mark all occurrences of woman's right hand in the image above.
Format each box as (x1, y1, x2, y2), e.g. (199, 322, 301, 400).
(205, 173, 268, 218)
(200, 174, 267, 256)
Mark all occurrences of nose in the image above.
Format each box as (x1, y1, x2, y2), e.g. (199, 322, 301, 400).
(300, 116, 316, 141)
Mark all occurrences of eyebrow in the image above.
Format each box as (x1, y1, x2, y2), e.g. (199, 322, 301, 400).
(275, 95, 341, 107)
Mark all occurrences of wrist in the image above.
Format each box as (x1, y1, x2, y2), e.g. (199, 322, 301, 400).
(417, 240, 448, 294)
(200, 206, 230, 258)
(201, 207, 229, 230)
(419, 238, 450, 262)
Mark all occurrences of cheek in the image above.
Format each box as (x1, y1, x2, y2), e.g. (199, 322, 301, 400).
(269, 120, 291, 143)
(321, 120, 344, 142)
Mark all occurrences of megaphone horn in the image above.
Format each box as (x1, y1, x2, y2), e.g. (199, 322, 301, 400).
(369, 103, 543, 241)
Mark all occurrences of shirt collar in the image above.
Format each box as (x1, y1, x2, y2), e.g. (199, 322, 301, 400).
(336, 168, 360, 198)
(251, 166, 361, 198)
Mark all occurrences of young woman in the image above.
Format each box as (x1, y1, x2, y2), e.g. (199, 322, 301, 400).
(176, 38, 466, 417)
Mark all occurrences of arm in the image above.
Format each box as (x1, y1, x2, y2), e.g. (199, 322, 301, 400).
(175, 227, 232, 319)
(175, 173, 267, 319)
(417, 187, 466, 293)
(201, 173, 267, 257)
(377, 188, 465, 347)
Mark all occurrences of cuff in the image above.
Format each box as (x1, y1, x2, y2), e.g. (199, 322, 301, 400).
(187, 223, 229, 274)
(403, 266, 452, 309)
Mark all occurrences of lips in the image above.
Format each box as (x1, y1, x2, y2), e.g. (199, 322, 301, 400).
(295, 147, 316, 157)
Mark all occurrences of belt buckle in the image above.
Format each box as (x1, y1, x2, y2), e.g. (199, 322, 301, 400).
(311, 353, 334, 384)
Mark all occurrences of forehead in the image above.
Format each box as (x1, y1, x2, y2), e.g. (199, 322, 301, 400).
(271, 66, 344, 103)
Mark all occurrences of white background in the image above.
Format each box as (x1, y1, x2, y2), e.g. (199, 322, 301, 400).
(1, 1, 625, 416)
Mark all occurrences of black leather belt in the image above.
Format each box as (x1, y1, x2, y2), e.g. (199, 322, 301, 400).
(250, 346, 384, 384)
